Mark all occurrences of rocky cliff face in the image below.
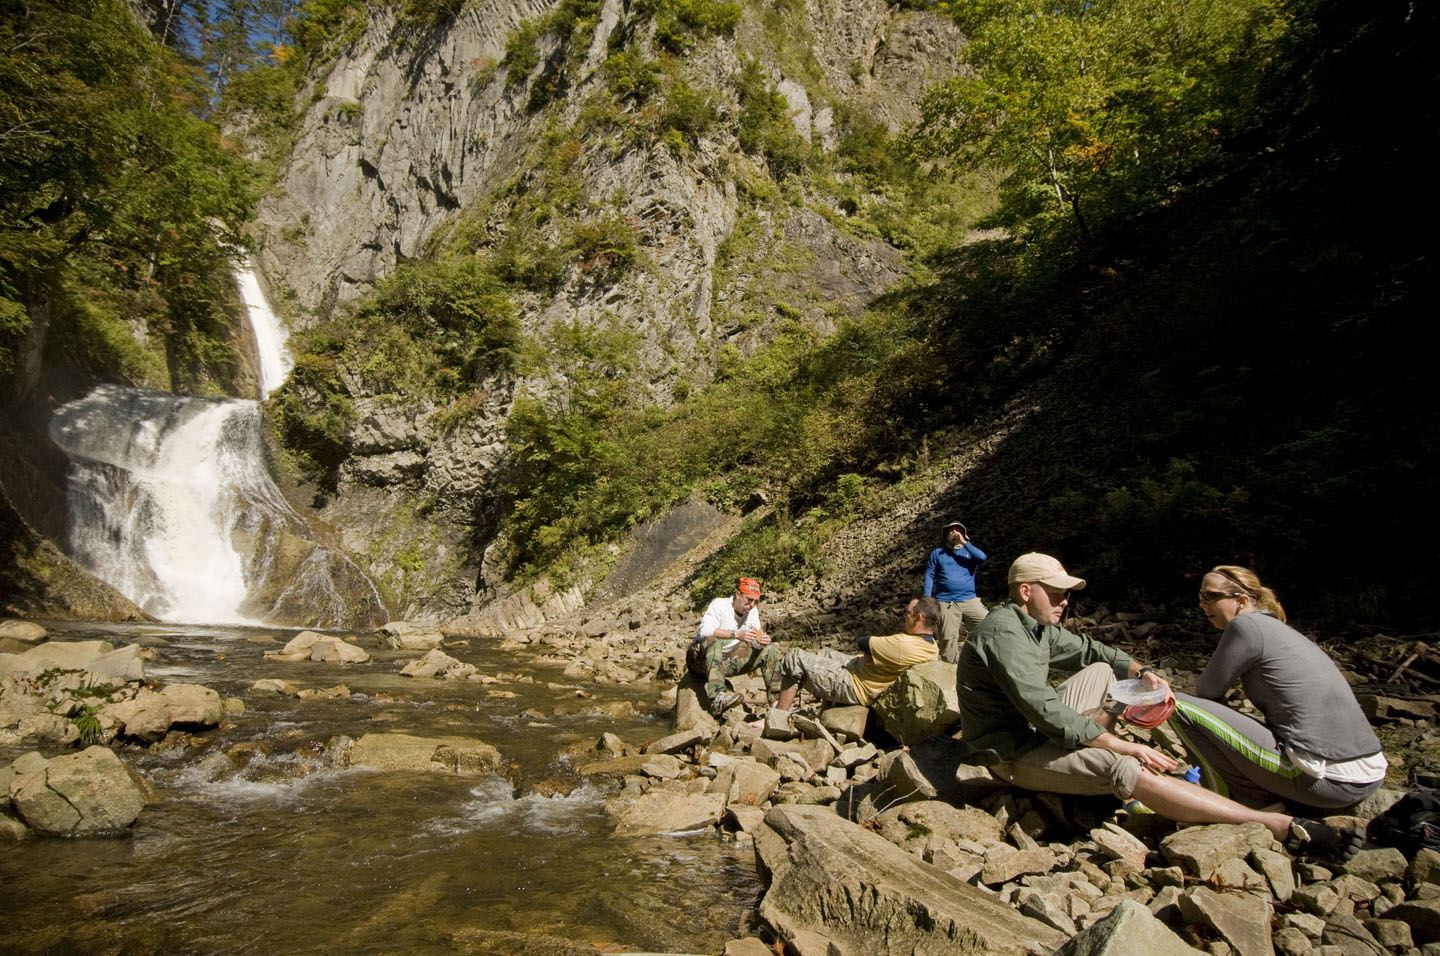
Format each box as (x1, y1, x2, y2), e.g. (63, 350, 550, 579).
(253, 0, 965, 621)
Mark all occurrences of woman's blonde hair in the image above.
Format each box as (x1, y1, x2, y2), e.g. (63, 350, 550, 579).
(1210, 565, 1287, 622)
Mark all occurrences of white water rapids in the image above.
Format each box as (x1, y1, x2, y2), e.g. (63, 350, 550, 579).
(47, 265, 386, 628)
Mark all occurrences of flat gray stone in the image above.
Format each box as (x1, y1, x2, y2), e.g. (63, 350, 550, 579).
(1161, 822, 1274, 879)
(1055, 899, 1206, 955)
(756, 804, 1066, 956)
(1178, 886, 1275, 956)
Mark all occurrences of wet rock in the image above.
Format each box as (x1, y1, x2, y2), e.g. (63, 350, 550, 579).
(644, 728, 710, 755)
(379, 621, 445, 650)
(250, 678, 298, 695)
(756, 803, 1067, 956)
(1177, 886, 1275, 956)
(102, 684, 223, 740)
(0, 620, 47, 644)
(399, 649, 475, 679)
(88, 644, 146, 682)
(577, 754, 654, 777)
(344, 733, 501, 776)
(1, 808, 28, 841)
(296, 684, 350, 699)
(611, 787, 726, 834)
(870, 660, 960, 746)
(596, 732, 625, 756)
(266, 630, 369, 664)
(8, 746, 146, 835)
(724, 805, 767, 834)
(1161, 822, 1274, 880)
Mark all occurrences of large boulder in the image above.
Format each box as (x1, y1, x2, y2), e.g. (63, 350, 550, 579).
(379, 621, 445, 650)
(264, 630, 370, 664)
(399, 648, 476, 680)
(102, 684, 223, 740)
(8, 747, 147, 835)
(870, 660, 960, 746)
(611, 787, 727, 834)
(755, 803, 1067, 955)
(0, 640, 114, 677)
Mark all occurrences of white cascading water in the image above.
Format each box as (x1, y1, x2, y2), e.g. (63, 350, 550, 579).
(236, 264, 294, 398)
(47, 266, 386, 628)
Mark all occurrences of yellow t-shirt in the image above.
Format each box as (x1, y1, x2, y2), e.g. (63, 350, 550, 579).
(848, 631, 940, 706)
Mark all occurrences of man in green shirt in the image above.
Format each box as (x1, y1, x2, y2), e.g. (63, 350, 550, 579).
(956, 552, 1363, 862)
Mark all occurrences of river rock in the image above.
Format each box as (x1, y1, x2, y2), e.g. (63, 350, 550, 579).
(755, 803, 1067, 955)
(872, 799, 1003, 848)
(1342, 846, 1407, 883)
(1410, 847, 1440, 886)
(612, 787, 726, 834)
(344, 733, 501, 775)
(8, 746, 146, 836)
(673, 671, 719, 734)
(266, 630, 369, 664)
(0, 620, 46, 644)
(1251, 847, 1297, 902)
(1055, 898, 1206, 955)
(0, 639, 114, 677)
(870, 660, 960, 746)
(875, 748, 937, 801)
(379, 621, 445, 649)
(1091, 822, 1151, 869)
(643, 728, 709, 755)
(88, 644, 146, 682)
(399, 648, 475, 679)
(1, 808, 28, 841)
(102, 684, 223, 740)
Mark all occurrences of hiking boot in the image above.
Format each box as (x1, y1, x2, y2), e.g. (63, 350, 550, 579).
(710, 690, 742, 716)
(1286, 817, 1363, 864)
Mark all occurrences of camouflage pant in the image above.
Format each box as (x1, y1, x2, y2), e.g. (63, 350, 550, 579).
(686, 639, 786, 705)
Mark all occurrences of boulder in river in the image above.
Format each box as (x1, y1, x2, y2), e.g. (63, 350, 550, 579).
(379, 621, 445, 650)
(265, 630, 369, 664)
(101, 684, 224, 741)
(399, 648, 476, 680)
(343, 733, 501, 775)
(7, 746, 148, 836)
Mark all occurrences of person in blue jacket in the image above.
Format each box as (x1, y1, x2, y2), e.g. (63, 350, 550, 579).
(923, 519, 988, 662)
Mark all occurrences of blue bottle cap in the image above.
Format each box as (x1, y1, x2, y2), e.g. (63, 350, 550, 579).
(1183, 766, 1202, 784)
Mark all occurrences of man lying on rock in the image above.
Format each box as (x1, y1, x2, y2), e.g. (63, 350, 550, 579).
(770, 596, 941, 715)
(687, 576, 786, 716)
(956, 552, 1364, 863)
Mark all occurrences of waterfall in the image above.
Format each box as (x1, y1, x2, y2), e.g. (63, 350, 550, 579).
(46, 269, 387, 629)
(236, 263, 293, 398)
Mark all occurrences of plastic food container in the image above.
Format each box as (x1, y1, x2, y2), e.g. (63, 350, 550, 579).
(1109, 679, 1170, 706)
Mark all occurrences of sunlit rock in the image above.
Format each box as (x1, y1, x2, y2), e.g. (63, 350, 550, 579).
(8, 746, 147, 836)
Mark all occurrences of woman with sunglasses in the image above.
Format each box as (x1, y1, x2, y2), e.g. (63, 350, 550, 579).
(1170, 565, 1388, 841)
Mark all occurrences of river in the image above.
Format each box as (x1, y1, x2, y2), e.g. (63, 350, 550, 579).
(0, 622, 760, 955)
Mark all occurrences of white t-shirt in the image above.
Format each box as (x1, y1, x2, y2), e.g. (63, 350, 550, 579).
(695, 596, 761, 653)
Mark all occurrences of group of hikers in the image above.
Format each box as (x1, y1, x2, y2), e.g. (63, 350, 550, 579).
(685, 520, 1388, 865)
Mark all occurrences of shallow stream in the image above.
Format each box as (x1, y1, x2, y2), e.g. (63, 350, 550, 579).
(1, 623, 760, 955)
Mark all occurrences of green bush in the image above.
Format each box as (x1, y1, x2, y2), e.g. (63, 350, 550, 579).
(637, 0, 743, 55)
(735, 59, 812, 179)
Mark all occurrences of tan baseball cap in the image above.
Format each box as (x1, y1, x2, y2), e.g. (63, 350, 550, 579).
(1008, 552, 1087, 590)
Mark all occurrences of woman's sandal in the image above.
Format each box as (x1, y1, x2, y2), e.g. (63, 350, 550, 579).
(1285, 817, 1364, 864)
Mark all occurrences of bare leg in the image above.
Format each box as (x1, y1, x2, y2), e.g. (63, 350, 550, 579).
(1131, 771, 1292, 840)
(774, 684, 799, 712)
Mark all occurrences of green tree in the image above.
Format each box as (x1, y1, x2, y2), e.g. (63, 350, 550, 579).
(917, 0, 1292, 242)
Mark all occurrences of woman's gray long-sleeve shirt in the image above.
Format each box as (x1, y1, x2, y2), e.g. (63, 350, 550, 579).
(1195, 612, 1381, 762)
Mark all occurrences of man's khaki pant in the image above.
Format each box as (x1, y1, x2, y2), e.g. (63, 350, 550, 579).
(989, 662, 1143, 800)
(936, 598, 988, 663)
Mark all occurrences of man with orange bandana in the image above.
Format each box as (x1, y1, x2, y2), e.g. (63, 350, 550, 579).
(687, 577, 785, 715)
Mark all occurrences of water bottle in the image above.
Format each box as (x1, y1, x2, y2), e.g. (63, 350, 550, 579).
(1184, 766, 1202, 785)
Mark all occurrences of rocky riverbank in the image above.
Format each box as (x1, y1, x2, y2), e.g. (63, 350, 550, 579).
(5, 612, 1439, 955)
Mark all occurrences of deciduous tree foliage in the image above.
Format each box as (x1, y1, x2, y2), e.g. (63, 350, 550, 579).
(1, 0, 254, 393)
(918, 0, 1292, 241)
